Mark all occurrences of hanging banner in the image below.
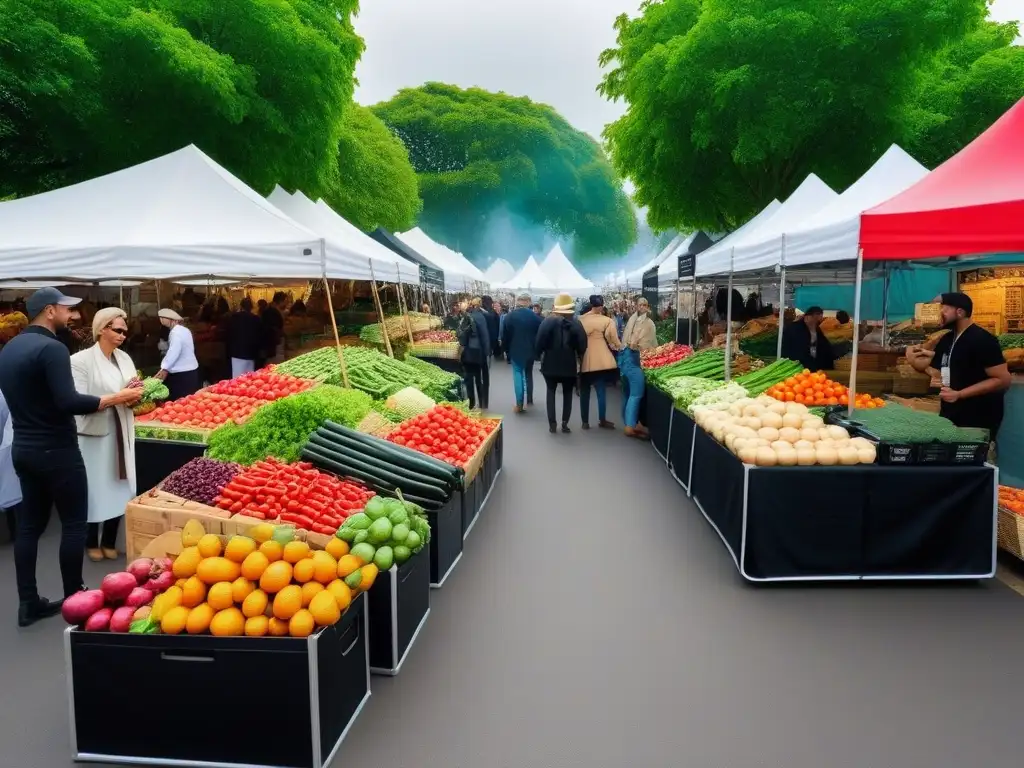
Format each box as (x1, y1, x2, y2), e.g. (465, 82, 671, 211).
(418, 264, 445, 294)
(642, 267, 659, 312)
(677, 252, 696, 279)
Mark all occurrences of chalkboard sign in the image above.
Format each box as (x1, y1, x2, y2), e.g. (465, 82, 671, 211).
(677, 252, 696, 279)
(642, 267, 659, 311)
(419, 264, 445, 294)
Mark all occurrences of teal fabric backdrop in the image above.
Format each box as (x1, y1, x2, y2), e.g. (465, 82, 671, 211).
(794, 268, 952, 321)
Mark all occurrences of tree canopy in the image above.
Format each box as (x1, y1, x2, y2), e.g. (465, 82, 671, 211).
(0, 0, 369, 207)
(598, 0, 996, 232)
(372, 83, 637, 265)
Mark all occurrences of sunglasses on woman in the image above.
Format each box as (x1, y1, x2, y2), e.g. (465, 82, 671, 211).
(107, 326, 128, 337)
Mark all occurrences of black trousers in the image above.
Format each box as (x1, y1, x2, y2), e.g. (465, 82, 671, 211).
(165, 369, 201, 402)
(87, 517, 121, 550)
(463, 363, 484, 408)
(480, 360, 491, 409)
(544, 375, 576, 426)
(11, 445, 89, 602)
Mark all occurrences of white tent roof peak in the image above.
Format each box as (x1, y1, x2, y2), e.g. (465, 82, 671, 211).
(484, 258, 516, 284)
(665, 199, 781, 279)
(496, 255, 557, 294)
(540, 243, 595, 295)
(0, 145, 323, 280)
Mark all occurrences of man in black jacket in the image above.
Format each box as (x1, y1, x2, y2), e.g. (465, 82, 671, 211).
(535, 293, 588, 433)
(481, 296, 501, 361)
(467, 298, 492, 408)
(227, 298, 265, 377)
(502, 294, 543, 412)
(0, 288, 141, 627)
(781, 306, 835, 372)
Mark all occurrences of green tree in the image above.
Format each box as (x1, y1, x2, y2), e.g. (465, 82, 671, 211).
(372, 83, 636, 264)
(0, 0, 362, 201)
(598, 0, 987, 232)
(900, 20, 1024, 169)
(324, 103, 422, 233)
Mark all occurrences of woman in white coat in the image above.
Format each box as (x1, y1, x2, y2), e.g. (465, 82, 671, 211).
(71, 308, 139, 561)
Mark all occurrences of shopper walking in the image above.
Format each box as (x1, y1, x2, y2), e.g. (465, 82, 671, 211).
(226, 298, 265, 378)
(535, 293, 587, 433)
(579, 296, 622, 429)
(71, 308, 140, 562)
(0, 288, 141, 627)
(261, 292, 288, 364)
(481, 296, 501, 363)
(502, 294, 543, 413)
(468, 298, 492, 408)
(619, 297, 657, 440)
(457, 301, 486, 408)
(155, 309, 201, 401)
(498, 304, 512, 364)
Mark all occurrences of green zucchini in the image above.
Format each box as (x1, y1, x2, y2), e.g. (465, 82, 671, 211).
(303, 441, 449, 501)
(320, 421, 464, 485)
(306, 434, 451, 497)
(301, 447, 442, 510)
(313, 426, 458, 487)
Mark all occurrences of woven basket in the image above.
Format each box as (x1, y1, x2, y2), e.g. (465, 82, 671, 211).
(997, 507, 1024, 561)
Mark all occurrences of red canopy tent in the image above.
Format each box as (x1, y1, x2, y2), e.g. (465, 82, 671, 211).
(860, 97, 1024, 260)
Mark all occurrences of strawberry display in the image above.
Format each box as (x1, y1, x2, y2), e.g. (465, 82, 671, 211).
(387, 404, 497, 468)
(205, 369, 314, 401)
(137, 391, 265, 429)
(215, 458, 373, 535)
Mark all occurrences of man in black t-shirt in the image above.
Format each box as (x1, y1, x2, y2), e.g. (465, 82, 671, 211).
(907, 292, 1010, 439)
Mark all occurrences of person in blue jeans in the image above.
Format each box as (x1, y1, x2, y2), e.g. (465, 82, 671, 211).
(501, 293, 543, 413)
(618, 297, 657, 439)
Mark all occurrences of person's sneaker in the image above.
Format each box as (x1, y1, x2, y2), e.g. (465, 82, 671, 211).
(549, 423, 557, 434)
(581, 422, 590, 430)
(527, 399, 534, 406)
(624, 426, 648, 440)
(18, 597, 64, 628)
(561, 424, 571, 434)
(514, 405, 524, 414)
(599, 420, 616, 429)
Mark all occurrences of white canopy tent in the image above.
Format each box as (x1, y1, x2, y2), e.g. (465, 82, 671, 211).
(496, 255, 557, 294)
(540, 244, 595, 295)
(396, 228, 485, 288)
(0, 145, 323, 281)
(626, 233, 687, 284)
(265, 186, 419, 284)
(722, 173, 839, 275)
(659, 200, 782, 281)
(781, 145, 929, 267)
(483, 258, 516, 285)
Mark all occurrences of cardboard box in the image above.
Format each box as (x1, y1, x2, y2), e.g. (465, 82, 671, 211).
(124, 493, 231, 561)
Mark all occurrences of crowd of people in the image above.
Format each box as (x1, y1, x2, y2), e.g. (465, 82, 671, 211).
(446, 292, 658, 437)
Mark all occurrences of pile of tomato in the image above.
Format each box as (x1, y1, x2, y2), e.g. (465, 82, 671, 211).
(766, 370, 885, 409)
(641, 343, 694, 370)
(387, 404, 497, 468)
(215, 458, 373, 535)
(205, 369, 314, 401)
(139, 391, 265, 429)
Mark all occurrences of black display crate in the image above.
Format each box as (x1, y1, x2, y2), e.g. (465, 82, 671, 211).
(66, 593, 370, 768)
(667, 407, 696, 491)
(368, 550, 431, 675)
(645, 385, 673, 459)
(427, 491, 463, 588)
(135, 437, 207, 493)
(461, 435, 502, 541)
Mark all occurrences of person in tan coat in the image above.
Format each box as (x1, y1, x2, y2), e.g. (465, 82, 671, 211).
(619, 297, 658, 439)
(579, 296, 622, 429)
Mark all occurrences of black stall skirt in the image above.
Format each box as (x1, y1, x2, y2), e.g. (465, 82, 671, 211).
(667, 407, 695, 491)
(686, 426, 997, 582)
(645, 384, 673, 460)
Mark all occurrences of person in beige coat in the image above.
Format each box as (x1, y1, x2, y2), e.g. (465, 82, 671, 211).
(619, 297, 658, 439)
(71, 308, 140, 561)
(579, 296, 622, 429)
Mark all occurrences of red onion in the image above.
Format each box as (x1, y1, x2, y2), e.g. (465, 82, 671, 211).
(162, 458, 242, 506)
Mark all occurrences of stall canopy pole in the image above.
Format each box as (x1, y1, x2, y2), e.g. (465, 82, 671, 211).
(690, 272, 697, 347)
(777, 235, 787, 359)
(847, 248, 865, 418)
(395, 263, 414, 344)
(368, 259, 394, 358)
(880, 262, 890, 348)
(320, 242, 351, 389)
(725, 249, 735, 381)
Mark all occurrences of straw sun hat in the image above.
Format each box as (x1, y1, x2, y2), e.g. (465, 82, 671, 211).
(552, 293, 575, 314)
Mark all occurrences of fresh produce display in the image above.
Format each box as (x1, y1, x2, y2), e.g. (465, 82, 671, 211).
(206, 369, 315, 401)
(386, 404, 497, 469)
(303, 420, 464, 510)
(384, 387, 436, 419)
(138, 520, 369, 637)
(998, 334, 1024, 350)
(647, 348, 726, 383)
(134, 425, 206, 442)
(161, 458, 242, 506)
(655, 318, 676, 345)
(689, 382, 749, 410)
(693, 395, 876, 466)
(846, 402, 988, 444)
(413, 329, 456, 343)
(999, 485, 1024, 515)
(641, 342, 693, 369)
(733, 359, 803, 396)
(132, 377, 170, 416)
(766, 370, 885, 409)
(0, 311, 28, 344)
(206, 384, 371, 465)
(356, 410, 397, 437)
(215, 458, 373, 534)
(276, 346, 462, 401)
(137, 391, 265, 429)
(738, 328, 779, 357)
(62, 556, 174, 631)
(334, 493, 431, 570)
(662, 376, 723, 411)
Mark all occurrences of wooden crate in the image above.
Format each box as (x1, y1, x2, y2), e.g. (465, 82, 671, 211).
(823, 370, 893, 397)
(997, 508, 1024, 562)
(124, 492, 231, 562)
(463, 419, 502, 485)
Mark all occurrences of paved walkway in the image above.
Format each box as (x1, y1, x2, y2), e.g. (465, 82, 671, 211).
(2, 362, 1023, 766)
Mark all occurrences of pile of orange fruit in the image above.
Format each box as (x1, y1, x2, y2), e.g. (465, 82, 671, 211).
(999, 485, 1024, 516)
(766, 370, 885, 409)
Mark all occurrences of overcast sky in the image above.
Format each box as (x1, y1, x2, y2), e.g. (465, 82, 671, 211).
(353, 0, 1022, 142)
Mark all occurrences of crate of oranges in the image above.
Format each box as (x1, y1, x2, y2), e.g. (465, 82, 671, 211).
(765, 370, 886, 409)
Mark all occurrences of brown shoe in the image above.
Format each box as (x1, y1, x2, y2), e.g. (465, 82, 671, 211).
(599, 420, 615, 429)
(514, 405, 524, 414)
(87, 548, 104, 562)
(624, 427, 649, 440)
(635, 424, 650, 437)
(102, 548, 119, 560)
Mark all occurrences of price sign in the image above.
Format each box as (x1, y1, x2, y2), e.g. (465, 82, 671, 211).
(642, 267, 659, 312)
(677, 252, 696, 279)
(418, 264, 445, 294)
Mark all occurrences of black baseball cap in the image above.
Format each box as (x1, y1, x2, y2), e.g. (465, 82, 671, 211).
(939, 292, 973, 316)
(26, 287, 82, 319)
